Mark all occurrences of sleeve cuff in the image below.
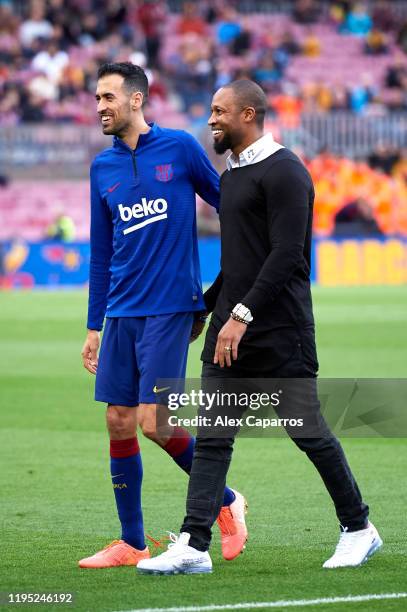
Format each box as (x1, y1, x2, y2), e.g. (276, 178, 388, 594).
(86, 320, 103, 332)
(241, 287, 271, 317)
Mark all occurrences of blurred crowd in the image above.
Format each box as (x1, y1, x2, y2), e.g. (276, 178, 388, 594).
(196, 143, 407, 237)
(0, 0, 407, 125)
(308, 145, 407, 236)
(0, 0, 407, 240)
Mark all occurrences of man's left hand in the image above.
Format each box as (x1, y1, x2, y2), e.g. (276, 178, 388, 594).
(190, 319, 206, 343)
(190, 311, 207, 343)
(214, 317, 247, 367)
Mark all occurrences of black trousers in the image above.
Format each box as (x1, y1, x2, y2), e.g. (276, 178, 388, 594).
(181, 351, 369, 552)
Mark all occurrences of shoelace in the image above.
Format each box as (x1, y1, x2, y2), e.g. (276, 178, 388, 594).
(146, 533, 170, 550)
(334, 528, 365, 555)
(166, 531, 180, 549)
(102, 539, 121, 552)
(145, 532, 180, 553)
(151, 532, 181, 557)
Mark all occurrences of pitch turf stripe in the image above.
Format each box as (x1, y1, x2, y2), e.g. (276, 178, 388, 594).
(118, 592, 407, 612)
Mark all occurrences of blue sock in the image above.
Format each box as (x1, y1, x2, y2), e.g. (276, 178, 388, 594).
(110, 438, 145, 550)
(164, 428, 236, 507)
(222, 486, 236, 507)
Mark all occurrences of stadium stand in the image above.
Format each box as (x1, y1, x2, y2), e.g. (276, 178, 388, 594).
(0, 0, 406, 240)
(1, 0, 406, 123)
(0, 151, 405, 242)
(0, 181, 88, 241)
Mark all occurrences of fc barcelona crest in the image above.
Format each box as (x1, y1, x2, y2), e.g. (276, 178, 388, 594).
(155, 164, 173, 182)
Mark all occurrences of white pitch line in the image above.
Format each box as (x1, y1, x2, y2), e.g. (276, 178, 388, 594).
(116, 592, 407, 612)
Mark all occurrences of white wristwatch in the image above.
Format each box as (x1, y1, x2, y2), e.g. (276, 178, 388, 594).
(231, 303, 254, 324)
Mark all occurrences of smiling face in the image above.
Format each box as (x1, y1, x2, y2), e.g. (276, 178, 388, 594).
(208, 86, 258, 155)
(95, 74, 139, 137)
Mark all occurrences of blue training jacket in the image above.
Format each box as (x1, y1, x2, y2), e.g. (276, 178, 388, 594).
(87, 123, 219, 331)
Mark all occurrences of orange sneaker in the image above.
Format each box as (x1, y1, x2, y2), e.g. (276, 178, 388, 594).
(78, 540, 150, 568)
(217, 489, 248, 561)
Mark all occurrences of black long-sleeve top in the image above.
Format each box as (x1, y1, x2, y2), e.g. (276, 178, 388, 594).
(202, 148, 317, 370)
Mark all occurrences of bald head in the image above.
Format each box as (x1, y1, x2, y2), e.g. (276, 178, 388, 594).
(209, 80, 267, 155)
(223, 80, 268, 128)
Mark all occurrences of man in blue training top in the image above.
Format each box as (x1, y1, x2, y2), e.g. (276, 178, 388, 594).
(79, 62, 247, 568)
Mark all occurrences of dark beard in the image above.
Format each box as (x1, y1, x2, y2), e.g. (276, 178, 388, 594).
(102, 118, 129, 138)
(213, 131, 233, 154)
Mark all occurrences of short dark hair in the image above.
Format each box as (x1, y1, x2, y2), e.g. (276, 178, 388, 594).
(97, 62, 149, 104)
(224, 79, 268, 127)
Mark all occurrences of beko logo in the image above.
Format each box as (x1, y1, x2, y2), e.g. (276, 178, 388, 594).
(118, 198, 168, 235)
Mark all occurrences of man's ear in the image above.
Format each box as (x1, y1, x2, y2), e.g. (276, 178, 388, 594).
(131, 91, 144, 110)
(243, 106, 256, 123)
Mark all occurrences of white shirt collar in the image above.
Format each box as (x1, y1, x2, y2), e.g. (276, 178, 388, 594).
(226, 132, 284, 170)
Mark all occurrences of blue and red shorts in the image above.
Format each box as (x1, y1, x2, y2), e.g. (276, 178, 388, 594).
(95, 312, 193, 406)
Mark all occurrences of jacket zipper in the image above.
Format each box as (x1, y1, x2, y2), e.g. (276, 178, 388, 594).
(132, 151, 137, 180)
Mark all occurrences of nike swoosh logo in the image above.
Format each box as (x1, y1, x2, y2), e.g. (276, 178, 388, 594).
(153, 385, 171, 394)
(108, 182, 121, 193)
(111, 473, 125, 479)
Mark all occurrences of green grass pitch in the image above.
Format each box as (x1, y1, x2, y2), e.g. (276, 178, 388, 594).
(0, 287, 406, 612)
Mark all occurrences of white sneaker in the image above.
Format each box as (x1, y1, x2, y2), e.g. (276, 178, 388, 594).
(323, 522, 383, 568)
(137, 532, 212, 575)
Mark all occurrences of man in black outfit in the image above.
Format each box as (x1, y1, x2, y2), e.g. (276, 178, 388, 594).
(137, 80, 382, 575)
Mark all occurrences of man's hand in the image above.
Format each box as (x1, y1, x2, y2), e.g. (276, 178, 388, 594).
(214, 317, 247, 367)
(190, 320, 205, 343)
(81, 330, 100, 375)
(190, 311, 207, 343)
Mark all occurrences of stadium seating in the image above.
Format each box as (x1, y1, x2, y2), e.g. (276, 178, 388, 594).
(0, 1, 406, 240)
(1, 155, 406, 241)
(0, 181, 89, 241)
